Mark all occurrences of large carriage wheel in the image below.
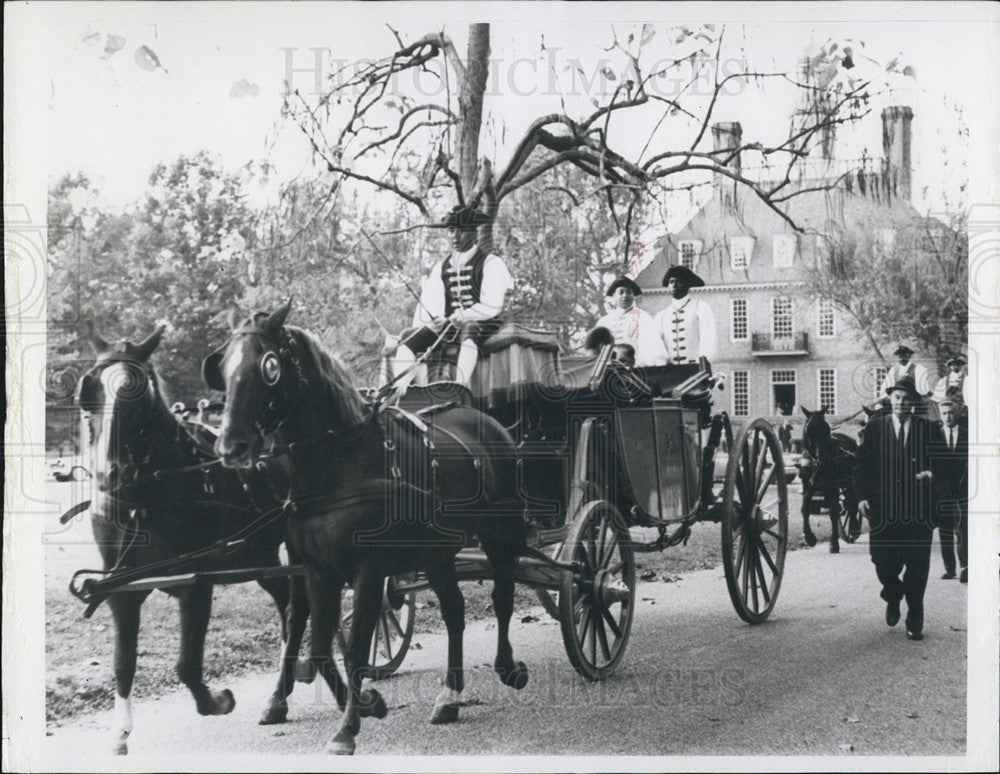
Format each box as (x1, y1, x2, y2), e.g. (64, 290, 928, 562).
(337, 577, 416, 680)
(558, 500, 635, 680)
(721, 419, 788, 624)
(836, 488, 864, 544)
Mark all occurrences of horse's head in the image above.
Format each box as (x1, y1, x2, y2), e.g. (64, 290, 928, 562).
(202, 299, 298, 468)
(77, 321, 166, 492)
(800, 405, 834, 464)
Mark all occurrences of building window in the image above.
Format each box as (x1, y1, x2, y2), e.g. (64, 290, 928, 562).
(732, 371, 749, 416)
(772, 296, 793, 339)
(729, 236, 754, 270)
(679, 239, 702, 269)
(771, 370, 796, 416)
(818, 368, 837, 413)
(730, 298, 748, 342)
(873, 366, 888, 400)
(772, 234, 796, 267)
(817, 298, 836, 338)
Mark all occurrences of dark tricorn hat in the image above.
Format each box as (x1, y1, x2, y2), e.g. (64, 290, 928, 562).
(439, 205, 492, 230)
(946, 356, 966, 368)
(606, 276, 642, 297)
(661, 265, 705, 288)
(885, 374, 921, 399)
(892, 343, 915, 356)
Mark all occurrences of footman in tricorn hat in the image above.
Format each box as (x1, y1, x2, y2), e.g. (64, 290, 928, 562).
(591, 275, 667, 366)
(853, 374, 947, 640)
(880, 342, 933, 397)
(384, 204, 513, 387)
(653, 265, 717, 365)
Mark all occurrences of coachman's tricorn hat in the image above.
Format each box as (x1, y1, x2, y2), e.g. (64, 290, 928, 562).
(606, 276, 642, 297)
(946, 356, 966, 368)
(892, 343, 915, 356)
(438, 205, 492, 230)
(661, 265, 705, 288)
(885, 374, 921, 399)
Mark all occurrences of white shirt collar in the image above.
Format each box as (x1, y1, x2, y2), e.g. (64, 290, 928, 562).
(450, 244, 479, 267)
(669, 295, 692, 311)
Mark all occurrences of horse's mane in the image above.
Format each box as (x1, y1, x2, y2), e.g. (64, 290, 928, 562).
(286, 325, 367, 427)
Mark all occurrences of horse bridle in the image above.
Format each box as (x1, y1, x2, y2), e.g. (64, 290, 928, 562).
(226, 325, 309, 441)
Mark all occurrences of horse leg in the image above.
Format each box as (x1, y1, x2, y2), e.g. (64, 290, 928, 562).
(259, 575, 310, 725)
(303, 570, 350, 714)
(801, 483, 817, 547)
(827, 489, 841, 554)
(106, 592, 147, 755)
(176, 585, 235, 716)
(425, 560, 465, 725)
(483, 541, 529, 690)
(328, 568, 388, 755)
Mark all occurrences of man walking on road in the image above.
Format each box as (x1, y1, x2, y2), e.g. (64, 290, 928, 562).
(853, 375, 946, 641)
(935, 398, 968, 583)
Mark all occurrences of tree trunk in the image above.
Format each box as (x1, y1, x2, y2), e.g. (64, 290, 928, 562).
(456, 24, 490, 198)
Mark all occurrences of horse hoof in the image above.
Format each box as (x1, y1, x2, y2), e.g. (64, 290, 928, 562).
(804, 532, 817, 548)
(430, 703, 459, 725)
(259, 702, 289, 725)
(204, 688, 236, 715)
(294, 658, 316, 683)
(497, 661, 529, 690)
(325, 737, 356, 755)
(360, 689, 388, 720)
(829, 543, 840, 554)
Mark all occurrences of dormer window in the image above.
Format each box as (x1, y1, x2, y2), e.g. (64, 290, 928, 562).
(678, 239, 702, 269)
(729, 236, 755, 270)
(772, 234, 796, 267)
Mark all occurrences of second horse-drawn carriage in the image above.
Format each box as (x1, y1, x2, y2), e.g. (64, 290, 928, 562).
(72, 303, 790, 753)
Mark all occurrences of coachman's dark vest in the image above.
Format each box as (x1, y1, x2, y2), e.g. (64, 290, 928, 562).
(440, 248, 488, 318)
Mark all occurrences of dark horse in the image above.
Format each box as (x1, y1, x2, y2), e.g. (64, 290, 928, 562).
(204, 300, 530, 754)
(76, 322, 309, 753)
(799, 406, 860, 553)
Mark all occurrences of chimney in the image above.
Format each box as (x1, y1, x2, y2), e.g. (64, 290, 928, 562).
(711, 121, 742, 204)
(881, 106, 913, 201)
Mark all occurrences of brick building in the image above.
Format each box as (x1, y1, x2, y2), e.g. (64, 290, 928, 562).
(635, 106, 935, 437)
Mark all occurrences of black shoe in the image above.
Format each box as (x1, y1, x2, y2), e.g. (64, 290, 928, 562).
(941, 571, 956, 580)
(906, 629, 923, 641)
(959, 568, 968, 584)
(885, 599, 901, 627)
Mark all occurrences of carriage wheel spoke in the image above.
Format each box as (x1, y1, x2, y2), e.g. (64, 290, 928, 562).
(577, 601, 593, 642)
(753, 439, 769, 493)
(601, 605, 623, 640)
(734, 526, 749, 579)
(740, 537, 752, 604)
(378, 615, 393, 658)
(756, 463, 778, 504)
(753, 544, 771, 605)
(587, 606, 598, 664)
(758, 537, 780, 576)
(749, 542, 760, 612)
(385, 609, 406, 639)
(605, 560, 624, 576)
(595, 613, 613, 662)
(598, 525, 616, 567)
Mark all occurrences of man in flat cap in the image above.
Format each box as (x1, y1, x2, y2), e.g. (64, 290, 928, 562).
(854, 374, 946, 640)
(934, 397, 968, 583)
(385, 205, 513, 387)
(880, 343, 933, 397)
(592, 276, 667, 366)
(653, 265, 717, 365)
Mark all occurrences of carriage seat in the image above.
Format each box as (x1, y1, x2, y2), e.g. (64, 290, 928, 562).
(472, 324, 561, 407)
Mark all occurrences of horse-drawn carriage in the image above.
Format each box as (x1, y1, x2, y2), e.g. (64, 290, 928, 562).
(70, 306, 790, 754)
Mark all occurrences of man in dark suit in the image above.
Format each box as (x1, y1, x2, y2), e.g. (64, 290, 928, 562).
(934, 397, 968, 583)
(854, 375, 946, 641)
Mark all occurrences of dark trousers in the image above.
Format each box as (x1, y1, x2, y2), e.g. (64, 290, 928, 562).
(871, 538, 932, 632)
(938, 501, 968, 574)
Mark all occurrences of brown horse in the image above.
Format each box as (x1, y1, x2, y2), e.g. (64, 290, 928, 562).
(76, 322, 309, 753)
(204, 299, 530, 754)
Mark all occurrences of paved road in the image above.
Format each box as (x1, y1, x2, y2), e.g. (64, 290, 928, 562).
(45, 535, 967, 761)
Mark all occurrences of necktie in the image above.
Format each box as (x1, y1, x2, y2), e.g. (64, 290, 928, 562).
(897, 420, 907, 454)
(949, 428, 956, 450)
